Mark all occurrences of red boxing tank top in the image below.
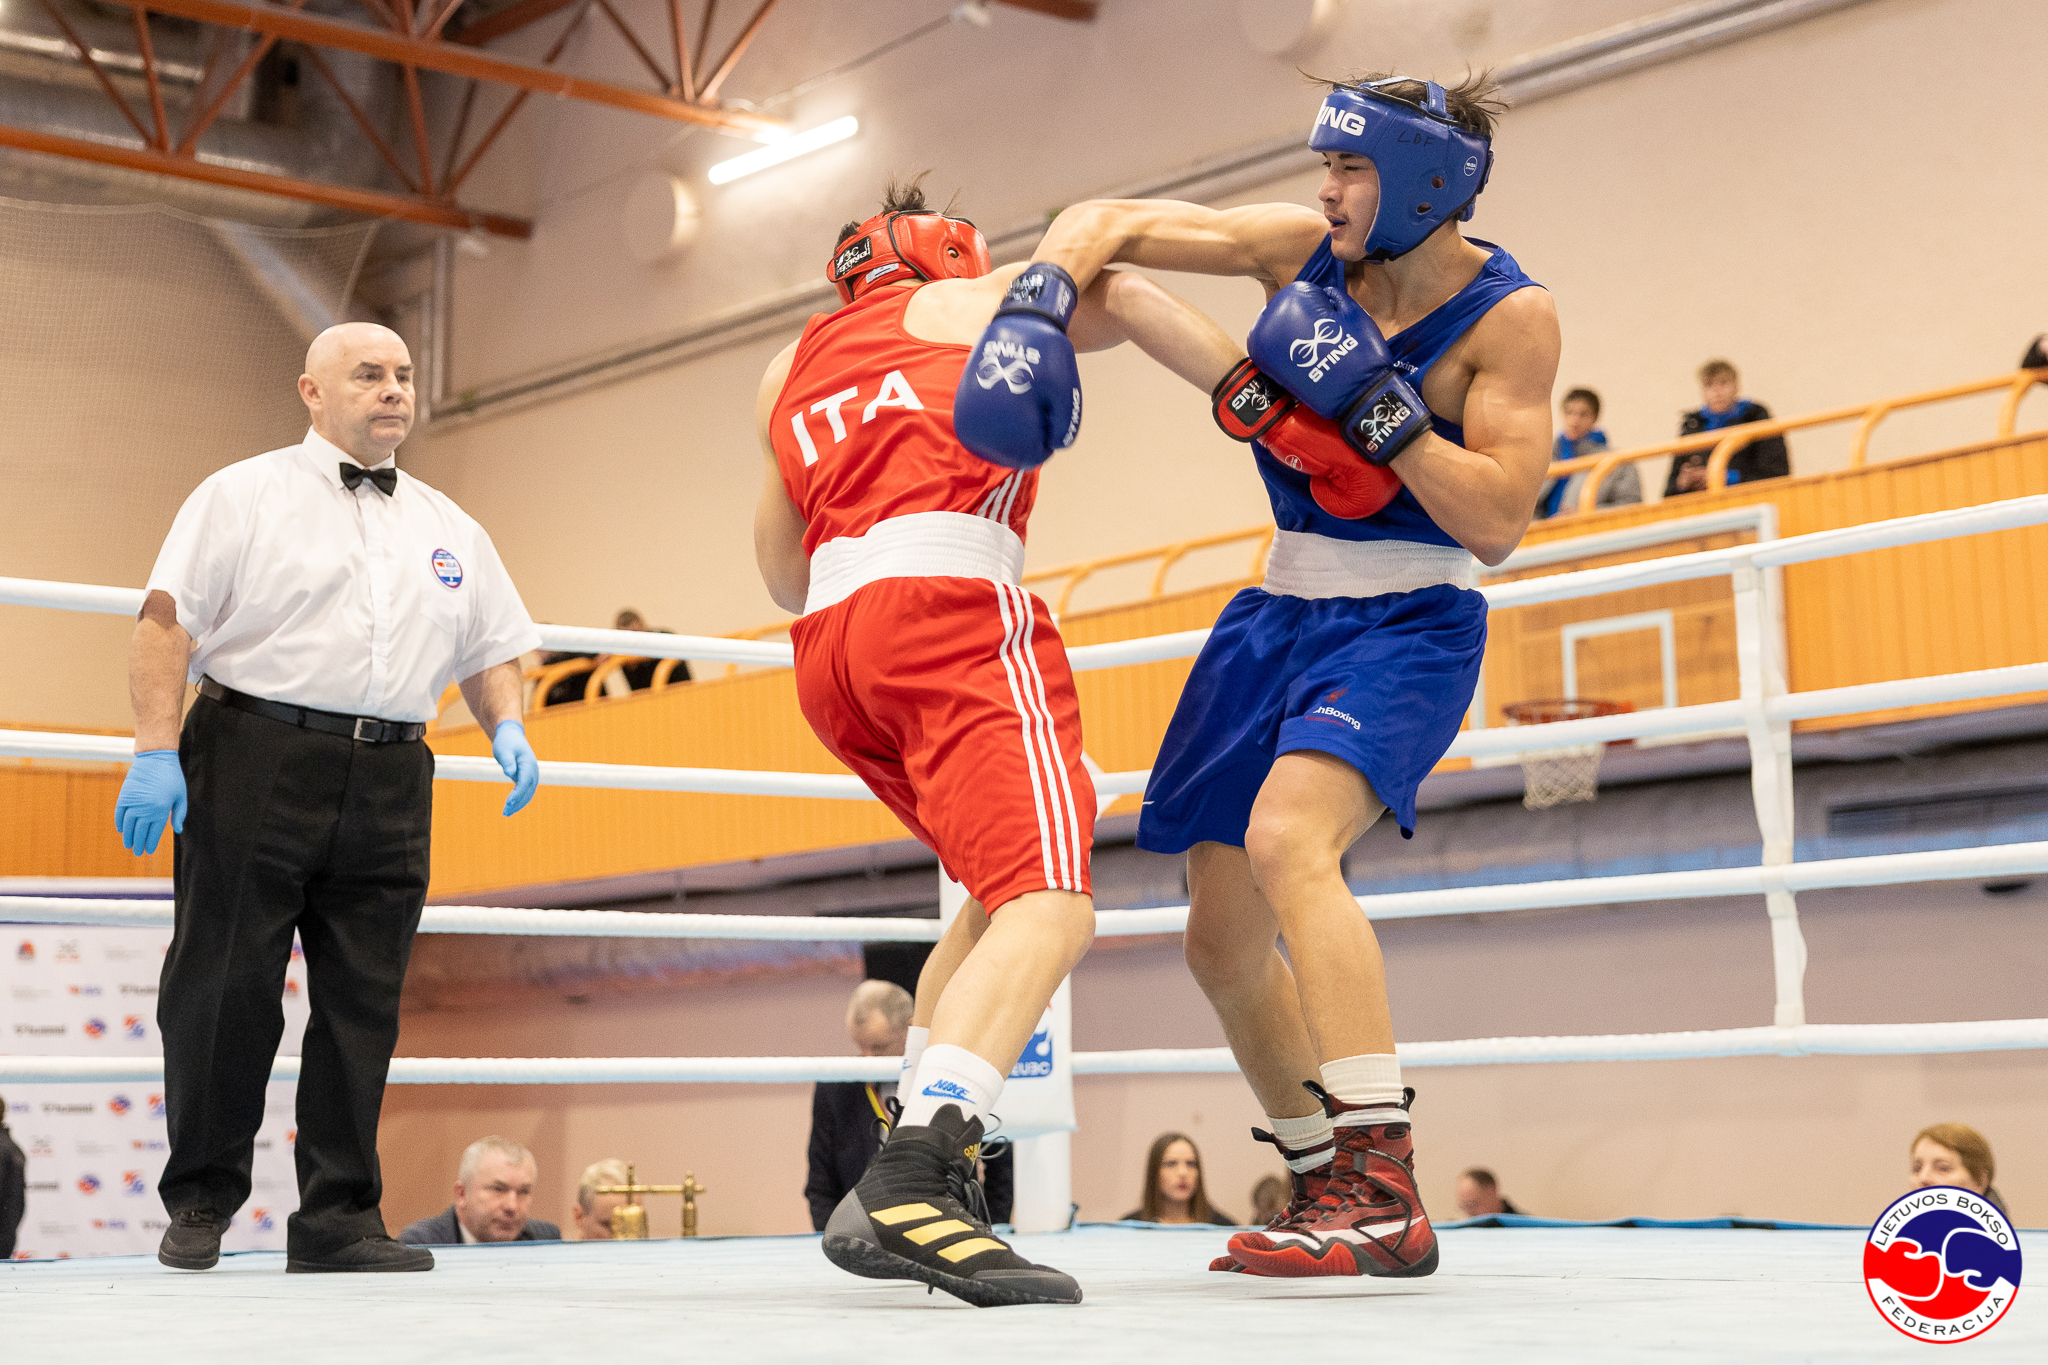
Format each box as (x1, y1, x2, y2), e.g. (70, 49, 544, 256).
(770, 286, 1037, 553)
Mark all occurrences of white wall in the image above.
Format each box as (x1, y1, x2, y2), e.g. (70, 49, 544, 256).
(407, 0, 2048, 648)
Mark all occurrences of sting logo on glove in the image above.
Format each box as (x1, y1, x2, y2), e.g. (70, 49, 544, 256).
(975, 340, 1041, 394)
(1289, 318, 1358, 383)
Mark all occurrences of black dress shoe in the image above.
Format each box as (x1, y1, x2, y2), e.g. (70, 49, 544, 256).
(286, 1236, 436, 1274)
(158, 1209, 232, 1270)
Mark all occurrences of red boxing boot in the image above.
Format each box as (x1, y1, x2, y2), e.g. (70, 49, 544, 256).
(1209, 1125, 1337, 1273)
(1226, 1083, 1438, 1279)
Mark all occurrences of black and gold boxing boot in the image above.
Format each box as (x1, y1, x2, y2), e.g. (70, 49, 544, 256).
(822, 1103, 1080, 1307)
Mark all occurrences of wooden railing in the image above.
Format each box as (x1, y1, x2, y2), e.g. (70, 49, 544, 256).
(1549, 369, 2046, 515)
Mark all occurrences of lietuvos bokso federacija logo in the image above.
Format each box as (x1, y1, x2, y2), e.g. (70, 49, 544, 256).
(1865, 1186, 2022, 1343)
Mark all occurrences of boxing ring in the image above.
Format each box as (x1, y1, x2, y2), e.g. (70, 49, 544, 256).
(4, 496, 2046, 1356)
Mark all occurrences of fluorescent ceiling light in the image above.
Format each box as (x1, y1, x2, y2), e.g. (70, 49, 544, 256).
(708, 116, 859, 185)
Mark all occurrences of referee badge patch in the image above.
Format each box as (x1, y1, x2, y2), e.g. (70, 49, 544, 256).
(430, 548, 463, 589)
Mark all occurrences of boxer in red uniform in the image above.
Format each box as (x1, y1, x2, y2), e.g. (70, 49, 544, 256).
(755, 179, 1245, 1307)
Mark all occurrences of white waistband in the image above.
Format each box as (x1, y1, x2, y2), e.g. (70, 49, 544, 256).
(1261, 530, 1479, 600)
(804, 511, 1026, 615)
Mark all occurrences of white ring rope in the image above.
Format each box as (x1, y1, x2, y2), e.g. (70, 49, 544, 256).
(7, 1019, 2045, 1086)
(9, 841, 2048, 938)
(7, 496, 2048, 1086)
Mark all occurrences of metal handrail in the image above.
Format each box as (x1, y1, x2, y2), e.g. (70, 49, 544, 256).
(1022, 526, 1276, 617)
(1555, 368, 2046, 515)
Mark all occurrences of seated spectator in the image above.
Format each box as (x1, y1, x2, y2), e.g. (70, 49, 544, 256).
(1538, 387, 1639, 518)
(1247, 1173, 1289, 1228)
(805, 979, 1012, 1230)
(2, 1091, 24, 1259)
(1455, 1167, 1524, 1218)
(399, 1136, 562, 1245)
(570, 1157, 631, 1240)
(1910, 1123, 2007, 1216)
(1666, 358, 1790, 496)
(1123, 1132, 1235, 1225)
(605, 609, 687, 695)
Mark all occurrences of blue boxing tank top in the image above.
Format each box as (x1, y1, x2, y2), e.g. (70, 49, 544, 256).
(1253, 236, 1542, 546)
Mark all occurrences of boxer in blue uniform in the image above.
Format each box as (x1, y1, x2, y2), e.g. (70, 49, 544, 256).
(959, 73, 1560, 1279)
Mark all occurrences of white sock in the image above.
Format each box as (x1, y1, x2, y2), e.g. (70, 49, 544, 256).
(1266, 1109, 1336, 1171)
(1320, 1053, 1407, 1111)
(898, 1043, 1005, 1130)
(895, 1026, 930, 1104)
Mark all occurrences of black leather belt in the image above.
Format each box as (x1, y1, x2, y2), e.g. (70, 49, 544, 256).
(198, 677, 426, 744)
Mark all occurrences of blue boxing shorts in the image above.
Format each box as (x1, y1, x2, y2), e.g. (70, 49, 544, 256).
(1136, 578, 1486, 850)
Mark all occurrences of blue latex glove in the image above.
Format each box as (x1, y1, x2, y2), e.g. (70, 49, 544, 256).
(492, 720, 540, 816)
(114, 749, 186, 855)
(952, 262, 1083, 470)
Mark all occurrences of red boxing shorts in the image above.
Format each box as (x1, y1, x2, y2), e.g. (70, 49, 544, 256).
(791, 576, 1094, 912)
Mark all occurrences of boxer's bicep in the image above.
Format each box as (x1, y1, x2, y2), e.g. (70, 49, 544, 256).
(1037, 200, 1324, 287)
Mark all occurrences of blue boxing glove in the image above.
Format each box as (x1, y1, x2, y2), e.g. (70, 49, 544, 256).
(492, 720, 539, 817)
(114, 749, 186, 856)
(952, 262, 1083, 470)
(1247, 282, 1432, 466)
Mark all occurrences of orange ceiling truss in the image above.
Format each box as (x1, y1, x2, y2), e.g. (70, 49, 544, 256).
(1, 0, 799, 238)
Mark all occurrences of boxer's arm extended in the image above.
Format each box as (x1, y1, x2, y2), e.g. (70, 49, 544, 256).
(1395, 289, 1562, 565)
(1031, 199, 1330, 295)
(1067, 268, 1242, 394)
(754, 341, 811, 615)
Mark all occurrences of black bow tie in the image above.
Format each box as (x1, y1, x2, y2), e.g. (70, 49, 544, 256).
(340, 463, 397, 496)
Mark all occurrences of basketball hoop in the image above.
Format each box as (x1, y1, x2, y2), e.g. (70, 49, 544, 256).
(1502, 698, 1633, 810)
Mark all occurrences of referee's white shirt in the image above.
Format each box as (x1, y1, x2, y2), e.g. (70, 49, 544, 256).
(145, 428, 542, 723)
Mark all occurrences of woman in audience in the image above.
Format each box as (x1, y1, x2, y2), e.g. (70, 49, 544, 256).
(1247, 1174, 1289, 1228)
(1909, 1123, 2007, 1216)
(1123, 1132, 1235, 1225)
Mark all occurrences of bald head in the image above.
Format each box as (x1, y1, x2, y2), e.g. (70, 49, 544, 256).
(298, 323, 415, 461)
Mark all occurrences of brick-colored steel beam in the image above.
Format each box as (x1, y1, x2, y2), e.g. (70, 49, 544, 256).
(452, 0, 580, 46)
(115, 0, 785, 137)
(994, 0, 1096, 18)
(0, 122, 533, 237)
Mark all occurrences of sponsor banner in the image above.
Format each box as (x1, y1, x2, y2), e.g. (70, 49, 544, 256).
(3, 925, 308, 1259)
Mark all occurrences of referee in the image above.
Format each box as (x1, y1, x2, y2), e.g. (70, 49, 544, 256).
(115, 323, 543, 1274)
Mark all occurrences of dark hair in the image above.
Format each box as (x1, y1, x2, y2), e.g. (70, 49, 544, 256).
(837, 172, 935, 246)
(1561, 387, 1601, 418)
(1139, 1132, 1220, 1223)
(1315, 69, 1507, 140)
(1461, 1167, 1500, 1191)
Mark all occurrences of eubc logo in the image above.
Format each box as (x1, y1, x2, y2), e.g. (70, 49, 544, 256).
(82, 1018, 106, 1040)
(430, 548, 463, 589)
(108, 1095, 131, 1116)
(1008, 1024, 1054, 1080)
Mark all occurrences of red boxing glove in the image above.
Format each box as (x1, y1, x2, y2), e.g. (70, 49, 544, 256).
(1211, 359, 1402, 520)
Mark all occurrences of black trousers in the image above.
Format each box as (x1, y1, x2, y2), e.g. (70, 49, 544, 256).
(158, 693, 432, 1253)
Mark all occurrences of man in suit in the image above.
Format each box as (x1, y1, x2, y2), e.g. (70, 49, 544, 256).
(804, 980, 1011, 1231)
(399, 1136, 561, 1245)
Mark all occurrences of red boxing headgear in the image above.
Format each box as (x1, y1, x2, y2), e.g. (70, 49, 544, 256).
(827, 210, 992, 304)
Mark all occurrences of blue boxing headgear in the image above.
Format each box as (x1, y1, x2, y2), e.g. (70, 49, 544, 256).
(1308, 78, 1493, 262)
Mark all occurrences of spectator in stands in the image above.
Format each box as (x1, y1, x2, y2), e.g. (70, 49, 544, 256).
(1455, 1167, 1524, 1218)
(399, 1136, 562, 1244)
(1247, 1173, 1289, 1228)
(1123, 1133, 1235, 1225)
(606, 608, 686, 694)
(1538, 387, 1639, 518)
(1, 1092, 25, 1259)
(1910, 1123, 2007, 1216)
(570, 1157, 631, 1240)
(1666, 359, 1790, 496)
(2021, 334, 2046, 371)
(806, 980, 1012, 1230)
